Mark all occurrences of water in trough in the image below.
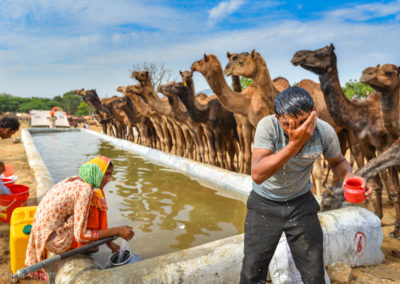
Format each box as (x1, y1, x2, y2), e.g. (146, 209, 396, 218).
(32, 131, 246, 265)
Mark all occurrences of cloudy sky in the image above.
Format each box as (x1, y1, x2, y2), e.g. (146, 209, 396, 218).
(0, 0, 399, 98)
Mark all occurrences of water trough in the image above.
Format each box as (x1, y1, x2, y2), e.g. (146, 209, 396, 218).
(22, 128, 384, 283)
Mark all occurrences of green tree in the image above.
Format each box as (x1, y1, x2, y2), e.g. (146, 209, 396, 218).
(240, 77, 253, 89)
(342, 79, 375, 100)
(60, 91, 83, 115)
(77, 102, 89, 116)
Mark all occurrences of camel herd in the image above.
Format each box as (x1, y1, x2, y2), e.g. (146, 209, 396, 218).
(74, 44, 400, 238)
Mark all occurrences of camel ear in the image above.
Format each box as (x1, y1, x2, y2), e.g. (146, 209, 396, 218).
(329, 43, 335, 51)
(204, 53, 209, 62)
(145, 71, 149, 76)
(179, 70, 183, 76)
(376, 64, 380, 68)
(227, 52, 232, 59)
(251, 49, 257, 59)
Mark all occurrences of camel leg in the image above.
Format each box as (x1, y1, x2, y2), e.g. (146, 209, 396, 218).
(188, 128, 201, 162)
(235, 116, 245, 173)
(242, 123, 253, 175)
(214, 128, 228, 169)
(172, 122, 185, 157)
(203, 126, 217, 166)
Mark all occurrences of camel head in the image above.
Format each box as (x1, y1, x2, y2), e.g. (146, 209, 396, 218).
(158, 81, 179, 95)
(116, 86, 126, 94)
(191, 54, 220, 76)
(179, 70, 193, 86)
(131, 70, 150, 83)
(73, 88, 86, 97)
(360, 64, 400, 92)
(224, 50, 258, 77)
(78, 89, 102, 111)
(291, 44, 336, 75)
(272, 77, 290, 93)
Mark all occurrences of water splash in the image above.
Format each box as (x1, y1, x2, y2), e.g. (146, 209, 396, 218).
(118, 239, 128, 263)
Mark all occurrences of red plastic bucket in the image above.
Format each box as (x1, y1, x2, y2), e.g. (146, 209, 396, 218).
(344, 178, 365, 203)
(0, 184, 30, 223)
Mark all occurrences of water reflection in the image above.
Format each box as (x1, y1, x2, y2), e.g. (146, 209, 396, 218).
(32, 131, 246, 261)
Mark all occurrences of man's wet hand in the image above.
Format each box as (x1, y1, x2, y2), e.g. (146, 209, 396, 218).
(288, 111, 317, 148)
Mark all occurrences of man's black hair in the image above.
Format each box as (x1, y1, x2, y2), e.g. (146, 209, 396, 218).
(274, 86, 314, 118)
(0, 116, 20, 130)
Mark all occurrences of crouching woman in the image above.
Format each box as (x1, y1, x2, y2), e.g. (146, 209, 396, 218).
(25, 156, 134, 280)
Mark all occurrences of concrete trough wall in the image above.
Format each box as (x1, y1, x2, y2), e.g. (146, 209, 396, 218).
(22, 128, 384, 283)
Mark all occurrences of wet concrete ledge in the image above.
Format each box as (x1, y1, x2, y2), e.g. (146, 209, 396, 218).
(22, 128, 385, 283)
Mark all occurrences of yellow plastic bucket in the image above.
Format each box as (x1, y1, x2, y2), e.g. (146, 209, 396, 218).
(10, 206, 37, 273)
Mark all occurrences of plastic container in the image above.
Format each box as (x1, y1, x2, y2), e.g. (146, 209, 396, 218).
(109, 249, 142, 267)
(0, 175, 18, 185)
(10, 206, 37, 273)
(0, 184, 30, 223)
(344, 177, 366, 203)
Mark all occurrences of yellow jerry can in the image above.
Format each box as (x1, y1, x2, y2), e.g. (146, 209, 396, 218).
(10, 206, 37, 273)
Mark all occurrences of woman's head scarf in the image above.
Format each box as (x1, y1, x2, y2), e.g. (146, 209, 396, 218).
(79, 156, 111, 188)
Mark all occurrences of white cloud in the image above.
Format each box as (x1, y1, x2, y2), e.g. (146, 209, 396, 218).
(0, 1, 400, 98)
(325, 0, 400, 21)
(208, 0, 245, 25)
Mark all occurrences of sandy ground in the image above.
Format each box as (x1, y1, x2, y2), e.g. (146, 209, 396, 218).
(0, 123, 399, 283)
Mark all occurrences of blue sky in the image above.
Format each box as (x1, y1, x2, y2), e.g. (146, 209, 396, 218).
(0, 0, 399, 98)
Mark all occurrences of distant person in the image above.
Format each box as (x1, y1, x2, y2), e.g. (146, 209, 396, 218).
(0, 161, 12, 195)
(25, 156, 134, 280)
(0, 116, 20, 139)
(46, 111, 57, 128)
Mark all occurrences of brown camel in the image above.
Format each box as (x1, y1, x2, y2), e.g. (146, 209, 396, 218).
(175, 69, 239, 170)
(291, 44, 398, 226)
(360, 64, 400, 139)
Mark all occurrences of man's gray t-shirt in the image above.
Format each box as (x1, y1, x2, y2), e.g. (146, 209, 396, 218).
(253, 115, 341, 201)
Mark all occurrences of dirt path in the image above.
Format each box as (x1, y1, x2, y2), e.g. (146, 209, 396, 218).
(0, 124, 399, 283)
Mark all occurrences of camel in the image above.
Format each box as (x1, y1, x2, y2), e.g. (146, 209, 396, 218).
(175, 70, 239, 170)
(360, 64, 400, 139)
(291, 44, 398, 223)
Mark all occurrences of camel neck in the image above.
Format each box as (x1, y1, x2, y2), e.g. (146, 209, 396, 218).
(319, 69, 363, 131)
(141, 89, 171, 116)
(176, 87, 209, 123)
(125, 92, 152, 117)
(379, 85, 400, 137)
(231, 76, 241, 92)
(202, 65, 249, 116)
(167, 94, 188, 122)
